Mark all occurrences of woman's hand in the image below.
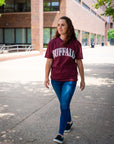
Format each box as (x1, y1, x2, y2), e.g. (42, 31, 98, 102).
(44, 78, 50, 89)
(80, 80, 85, 91)
(77, 59, 85, 91)
(44, 58, 53, 89)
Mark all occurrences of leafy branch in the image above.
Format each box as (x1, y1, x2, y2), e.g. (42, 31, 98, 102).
(0, 0, 5, 17)
(0, 0, 5, 6)
(93, 0, 114, 22)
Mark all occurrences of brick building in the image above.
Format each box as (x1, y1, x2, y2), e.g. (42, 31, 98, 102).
(107, 17, 114, 45)
(0, 0, 111, 52)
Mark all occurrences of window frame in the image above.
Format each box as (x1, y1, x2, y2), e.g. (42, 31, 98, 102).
(0, 28, 4, 44)
(82, 2, 90, 11)
(110, 22, 113, 29)
(82, 31, 88, 46)
(0, 28, 31, 45)
(43, 27, 56, 48)
(44, 0, 60, 11)
(0, 0, 31, 13)
(74, 0, 81, 4)
(4, 28, 15, 44)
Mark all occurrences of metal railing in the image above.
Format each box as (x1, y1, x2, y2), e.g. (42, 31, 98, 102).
(0, 45, 34, 54)
(0, 44, 5, 54)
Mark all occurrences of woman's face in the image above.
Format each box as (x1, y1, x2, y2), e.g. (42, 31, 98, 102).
(57, 19, 68, 36)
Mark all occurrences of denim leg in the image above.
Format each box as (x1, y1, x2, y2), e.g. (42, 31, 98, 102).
(59, 81, 77, 135)
(51, 79, 77, 136)
(51, 79, 62, 101)
(67, 108, 71, 123)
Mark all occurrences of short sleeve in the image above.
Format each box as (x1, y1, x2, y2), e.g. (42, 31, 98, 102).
(45, 40, 53, 59)
(76, 41, 83, 59)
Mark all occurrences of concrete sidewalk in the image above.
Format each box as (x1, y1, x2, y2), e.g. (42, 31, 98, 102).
(0, 46, 114, 144)
(0, 51, 41, 62)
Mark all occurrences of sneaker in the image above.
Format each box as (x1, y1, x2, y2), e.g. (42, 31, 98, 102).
(53, 135, 64, 144)
(64, 122, 73, 133)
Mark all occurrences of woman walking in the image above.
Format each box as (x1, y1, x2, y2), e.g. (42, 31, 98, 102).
(44, 16, 85, 144)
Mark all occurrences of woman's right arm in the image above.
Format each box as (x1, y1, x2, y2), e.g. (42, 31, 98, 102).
(44, 58, 53, 88)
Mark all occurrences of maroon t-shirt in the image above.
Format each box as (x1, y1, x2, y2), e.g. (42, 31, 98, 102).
(45, 37, 83, 81)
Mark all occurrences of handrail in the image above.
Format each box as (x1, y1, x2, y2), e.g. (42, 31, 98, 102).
(0, 44, 5, 54)
(0, 45, 34, 54)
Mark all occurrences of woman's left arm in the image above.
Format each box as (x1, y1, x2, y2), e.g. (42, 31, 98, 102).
(77, 59, 85, 91)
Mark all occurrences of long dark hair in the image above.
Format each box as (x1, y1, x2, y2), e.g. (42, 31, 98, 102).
(54, 16, 77, 46)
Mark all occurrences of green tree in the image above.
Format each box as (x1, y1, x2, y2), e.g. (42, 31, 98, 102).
(0, 0, 5, 6)
(44, 2, 50, 11)
(93, 0, 114, 22)
(108, 29, 114, 40)
(0, 0, 5, 17)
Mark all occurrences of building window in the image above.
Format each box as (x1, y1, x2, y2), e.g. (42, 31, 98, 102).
(0, 0, 31, 13)
(27, 28, 31, 44)
(0, 28, 31, 44)
(75, 30, 78, 39)
(15, 0, 27, 12)
(97, 15, 101, 19)
(91, 33, 94, 44)
(82, 2, 90, 11)
(43, 28, 50, 47)
(4, 29, 15, 44)
(97, 35, 100, 45)
(16, 28, 26, 44)
(44, 0, 60, 11)
(0, 29, 3, 43)
(27, 0, 31, 11)
(43, 27, 56, 47)
(74, 0, 81, 4)
(0, 5, 4, 13)
(4, 0, 15, 13)
(102, 36, 104, 42)
(82, 31, 88, 46)
(91, 10, 96, 16)
(51, 28, 56, 39)
(110, 23, 113, 28)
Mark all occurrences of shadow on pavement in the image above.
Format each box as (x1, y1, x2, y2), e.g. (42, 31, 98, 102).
(0, 63, 114, 144)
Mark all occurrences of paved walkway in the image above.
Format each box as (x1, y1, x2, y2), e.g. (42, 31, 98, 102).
(0, 51, 41, 62)
(0, 46, 114, 144)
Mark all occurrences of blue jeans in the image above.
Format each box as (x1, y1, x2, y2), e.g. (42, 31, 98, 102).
(51, 79, 77, 135)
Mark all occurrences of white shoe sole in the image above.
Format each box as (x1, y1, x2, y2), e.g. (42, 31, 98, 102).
(53, 138, 63, 144)
(64, 129, 71, 133)
(64, 123, 73, 133)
